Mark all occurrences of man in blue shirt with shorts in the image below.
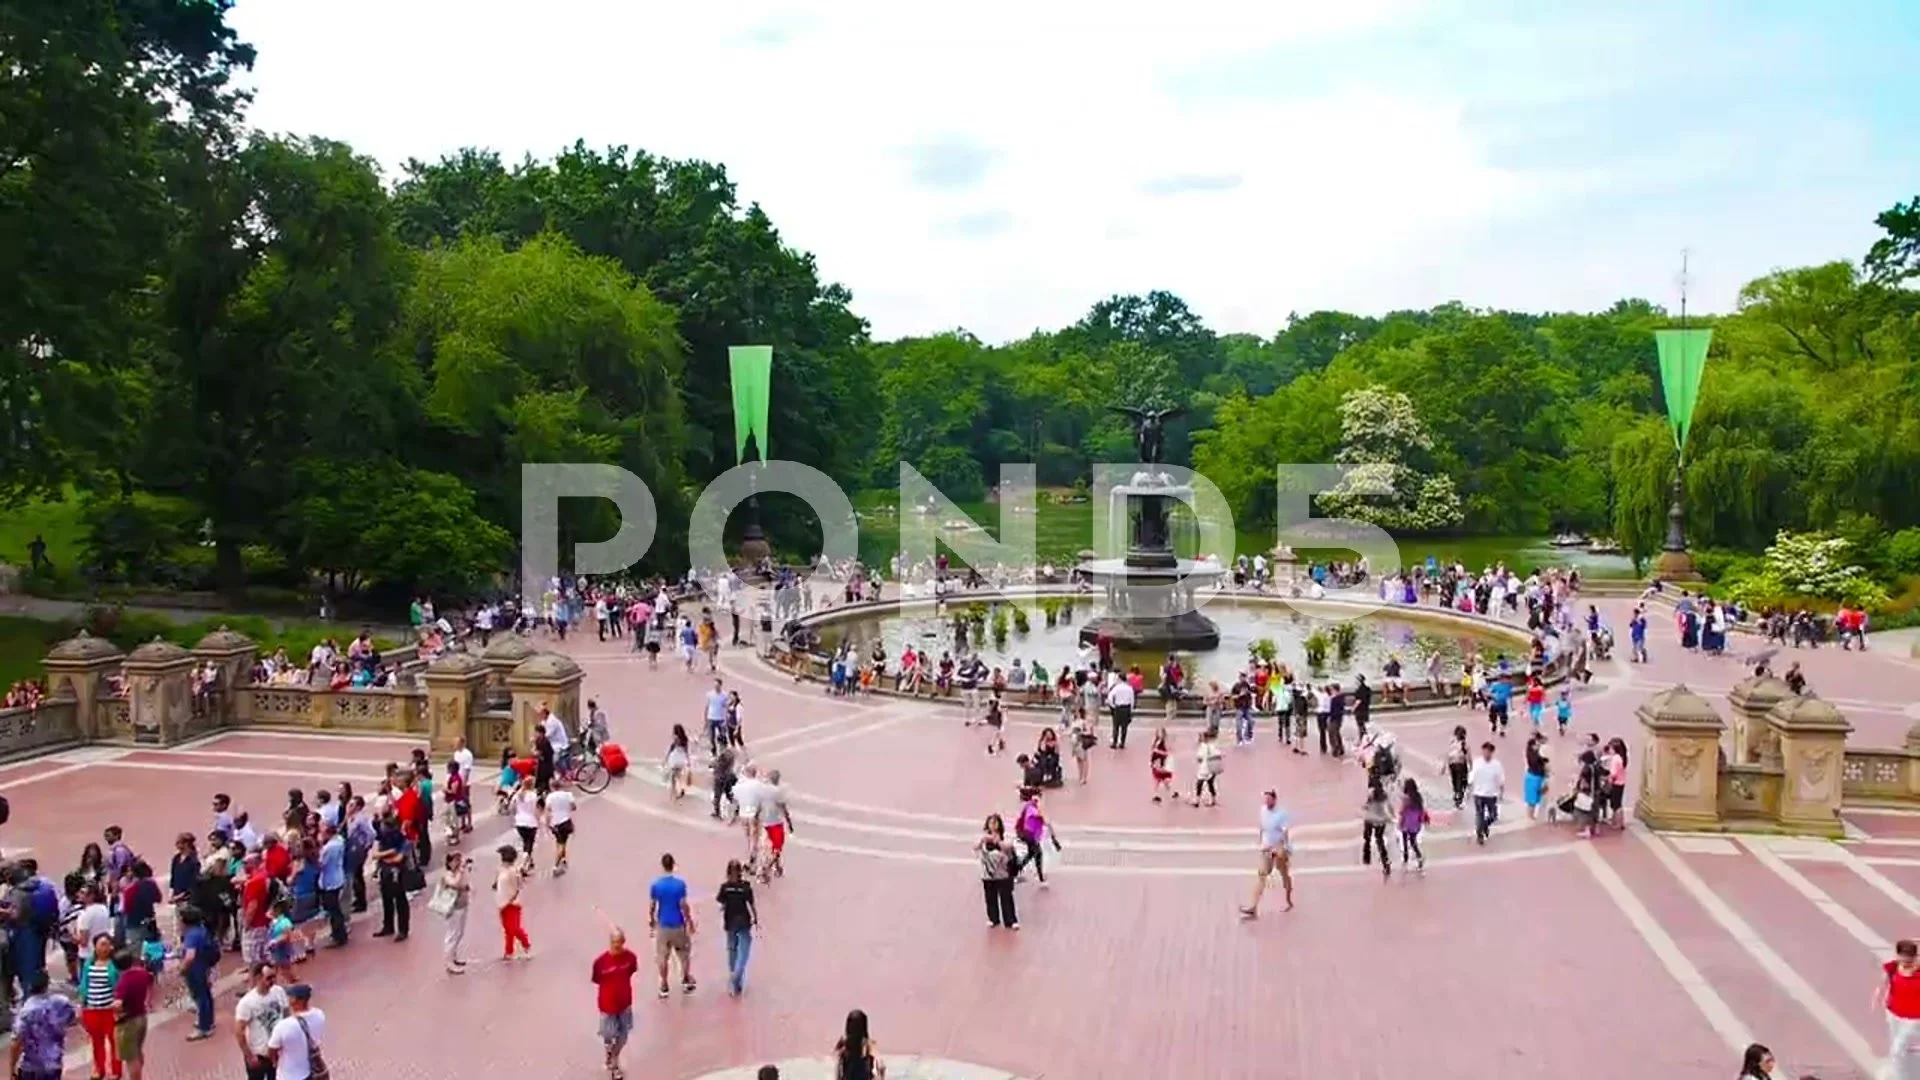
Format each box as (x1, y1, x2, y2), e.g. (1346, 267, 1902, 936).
(648, 853, 697, 998)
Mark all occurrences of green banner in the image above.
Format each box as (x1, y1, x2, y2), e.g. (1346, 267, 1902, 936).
(1655, 328, 1712, 455)
(729, 345, 773, 463)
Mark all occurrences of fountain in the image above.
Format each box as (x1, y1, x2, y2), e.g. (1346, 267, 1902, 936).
(1075, 405, 1226, 651)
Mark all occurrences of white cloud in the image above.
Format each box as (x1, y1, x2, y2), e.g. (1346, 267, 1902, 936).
(226, 0, 1908, 341)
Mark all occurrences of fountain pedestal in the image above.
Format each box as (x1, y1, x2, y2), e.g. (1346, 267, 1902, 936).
(1077, 480, 1222, 651)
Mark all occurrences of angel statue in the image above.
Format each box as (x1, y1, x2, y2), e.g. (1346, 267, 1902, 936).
(1108, 404, 1187, 465)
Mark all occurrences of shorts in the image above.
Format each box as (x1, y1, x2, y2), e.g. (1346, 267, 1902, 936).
(598, 1008, 634, 1045)
(551, 820, 575, 844)
(242, 926, 269, 963)
(115, 1015, 148, 1061)
(1524, 772, 1546, 807)
(1258, 847, 1291, 875)
(765, 822, 786, 853)
(654, 926, 691, 963)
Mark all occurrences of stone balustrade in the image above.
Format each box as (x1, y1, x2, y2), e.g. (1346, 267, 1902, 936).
(1, 626, 580, 759)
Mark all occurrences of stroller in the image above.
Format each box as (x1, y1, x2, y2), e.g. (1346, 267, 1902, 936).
(1590, 625, 1615, 661)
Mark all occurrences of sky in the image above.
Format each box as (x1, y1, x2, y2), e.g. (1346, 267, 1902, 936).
(227, 0, 1920, 343)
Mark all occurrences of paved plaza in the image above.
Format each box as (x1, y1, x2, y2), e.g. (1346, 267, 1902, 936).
(4, 596, 1920, 1078)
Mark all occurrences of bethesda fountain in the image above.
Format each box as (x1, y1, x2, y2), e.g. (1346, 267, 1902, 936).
(1076, 405, 1225, 651)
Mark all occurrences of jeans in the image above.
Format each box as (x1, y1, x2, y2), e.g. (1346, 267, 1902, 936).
(347, 850, 369, 911)
(1235, 707, 1254, 744)
(185, 966, 215, 1033)
(1448, 763, 1469, 808)
(726, 927, 753, 993)
(981, 878, 1018, 927)
(1020, 836, 1046, 883)
(1889, 1012, 1920, 1079)
(1401, 829, 1424, 864)
(1473, 795, 1498, 842)
(320, 885, 348, 945)
(1361, 822, 1390, 868)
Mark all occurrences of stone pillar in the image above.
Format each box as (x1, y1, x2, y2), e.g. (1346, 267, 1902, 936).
(1767, 694, 1853, 837)
(422, 652, 489, 755)
(507, 653, 584, 753)
(1727, 674, 1791, 766)
(1633, 684, 1726, 831)
(122, 638, 196, 746)
(191, 626, 258, 727)
(480, 633, 534, 711)
(41, 631, 125, 741)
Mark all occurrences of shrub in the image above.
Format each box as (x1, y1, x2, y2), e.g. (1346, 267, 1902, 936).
(1011, 606, 1030, 634)
(1329, 621, 1358, 659)
(1248, 637, 1278, 664)
(1302, 630, 1330, 671)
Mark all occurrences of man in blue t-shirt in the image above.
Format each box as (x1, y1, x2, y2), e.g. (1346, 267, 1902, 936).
(647, 853, 697, 998)
(180, 908, 220, 1039)
(1488, 678, 1512, 736)
(1629, 608, 1649, 664)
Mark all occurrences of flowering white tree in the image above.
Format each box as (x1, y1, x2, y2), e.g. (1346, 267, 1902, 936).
(1317, 385, 1465, 532)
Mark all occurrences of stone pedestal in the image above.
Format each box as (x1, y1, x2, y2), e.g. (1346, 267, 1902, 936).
(1767, 694, 1852, 837)
(192, 626, 258, 727)
(122, 638, 195, 746)
(506, 653, 584, 754)
(422, 652, 490, 755)
(41, 632, 125, 741)
(1652, 550, 1705, 583)
(1727, 674, 1792, 766)
(1634, 684, 1726, 831)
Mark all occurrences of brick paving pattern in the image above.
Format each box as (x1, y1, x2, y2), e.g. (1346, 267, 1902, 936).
(2, 593, 1918, 1077)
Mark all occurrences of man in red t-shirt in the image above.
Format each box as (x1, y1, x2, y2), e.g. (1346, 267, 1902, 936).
(393, 776, 421, 844)
(239, 854, 274, 965)
(261, 835, 292, 881)
(591, 929, 640, 1079)
(1881, 938, 1920, 1067)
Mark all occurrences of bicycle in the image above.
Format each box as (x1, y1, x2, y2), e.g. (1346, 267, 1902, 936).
(558, 752, 610, 794)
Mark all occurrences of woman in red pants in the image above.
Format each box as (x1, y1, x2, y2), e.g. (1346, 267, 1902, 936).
(494, 844, 533, 959)
(77, 933, 123, 1078)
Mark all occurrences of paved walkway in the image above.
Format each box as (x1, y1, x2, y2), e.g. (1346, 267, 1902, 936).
(4, 595, 1920, 1077)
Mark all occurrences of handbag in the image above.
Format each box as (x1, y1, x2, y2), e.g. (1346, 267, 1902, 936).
(427, 883, 458, 918)
(398, 846, 427, 893)
(295, 1015, 330, 1080)
(1573, 791, 1595, 812)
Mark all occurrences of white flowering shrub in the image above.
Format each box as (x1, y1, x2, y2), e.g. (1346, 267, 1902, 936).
(1316, 385, 1465, 532)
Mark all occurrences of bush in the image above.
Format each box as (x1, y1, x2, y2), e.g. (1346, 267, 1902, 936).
(1887, 529, 1920, 577)
(1248, 637, 1278, 663)
(990, 609, 1009, 645)
(1303, 630, 1330, 671)
(1011, 606, 1030, 634)
(1329, 621, 1358, 659)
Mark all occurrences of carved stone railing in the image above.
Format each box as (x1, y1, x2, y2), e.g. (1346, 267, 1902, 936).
(1842, 748, 1920, 805)
(245, 686, 425, 733)
(96, 697, 133, 741)
(0, 701, 83, 759)
(1719, 761, 1783, 823)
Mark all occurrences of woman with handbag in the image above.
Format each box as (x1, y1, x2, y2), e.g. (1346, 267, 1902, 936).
(432, 852, 472, 975)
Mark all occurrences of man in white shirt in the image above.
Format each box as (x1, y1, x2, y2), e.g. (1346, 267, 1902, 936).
(1105, 675, 1136, 750)
(540, 705, 571, 771)
(451, 736, 475, 786)
(544, 787, 577, 876)
(1467, 741, 1506, 844)
(265, 982, 325, 1080)
(732, 764, 769, 864)
(1241, 789, 1293, 919)
(235, 962, 290, 1079)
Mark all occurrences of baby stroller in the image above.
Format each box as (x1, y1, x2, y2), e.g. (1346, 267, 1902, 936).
(1591, 625, 1615, 662)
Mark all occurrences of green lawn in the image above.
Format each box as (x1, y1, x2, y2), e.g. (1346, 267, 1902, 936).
(0, 490, 88, 581)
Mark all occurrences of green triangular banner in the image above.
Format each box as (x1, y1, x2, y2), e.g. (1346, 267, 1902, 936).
(729, 345, 773, 463)
(1655, 328, 1712, 456)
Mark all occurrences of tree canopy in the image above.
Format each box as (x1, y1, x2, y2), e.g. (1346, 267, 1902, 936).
(6, 0, 1918, 604)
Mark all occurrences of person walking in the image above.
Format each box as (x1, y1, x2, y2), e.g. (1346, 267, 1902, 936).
(264, 984, 326, 1080)
(1879, 938, 1920, 1074)
(1312, 683, 1332, 755)
(1444, 725, 1471, 809)
(975, 815, 1019, 931)
(834, 1009, 886, 1080)
(546, 785, 577, 876)
(1240, 789, 1293, 918)
(1468, 742, 1506, 845)
(1106, 673, 1135, 750)
(437, 851, 473, 975)
(1014, 790, 1059, 886)
(1360, 779, 1393, 880)
(1399, 778, 1428, 872)
(1191, 728, 1222, 808)
(1148, 727, 1174, 803)
(717, 859, 758, 996)
(112, 944, 152, 1080)
(592, 929, 640, 1079)
(648, 853, 697, 996)
(1737, 1043, 1776, 1078)
(759, 770, 794, 882)
(1523, 733, 1549, 821)
(495, 845, 533, 961)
